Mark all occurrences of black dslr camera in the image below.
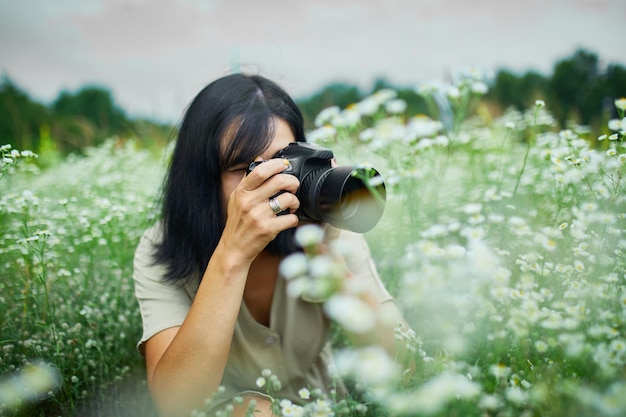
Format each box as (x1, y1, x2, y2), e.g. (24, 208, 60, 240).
(248, 142, 385, 233)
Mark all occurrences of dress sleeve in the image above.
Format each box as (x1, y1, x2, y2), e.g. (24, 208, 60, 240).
(333, 231, 393, 304)
(132, 225, 194, 354)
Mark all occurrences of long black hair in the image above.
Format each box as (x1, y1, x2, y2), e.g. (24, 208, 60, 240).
(155, 73, 306, 283)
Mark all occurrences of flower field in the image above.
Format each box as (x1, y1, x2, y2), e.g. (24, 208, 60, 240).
(1, 73, 625, 417)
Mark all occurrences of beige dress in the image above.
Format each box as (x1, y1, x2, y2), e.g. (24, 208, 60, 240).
(133, 224, 392, 410)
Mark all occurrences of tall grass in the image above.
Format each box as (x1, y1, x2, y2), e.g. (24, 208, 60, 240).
(298, 75, 626, 417)
(1, 74, 625, 417)
(1, 141, 163, 416)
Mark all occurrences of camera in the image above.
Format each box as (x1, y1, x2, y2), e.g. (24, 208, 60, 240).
(248, 142, 385, 233)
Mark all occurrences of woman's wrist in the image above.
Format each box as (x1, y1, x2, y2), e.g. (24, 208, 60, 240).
(213, 242, 251, 273)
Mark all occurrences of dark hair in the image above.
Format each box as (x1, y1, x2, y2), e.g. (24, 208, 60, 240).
(155, 73, 306, 283)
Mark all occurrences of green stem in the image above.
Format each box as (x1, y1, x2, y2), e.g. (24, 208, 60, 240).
(513, 106, 541, 197)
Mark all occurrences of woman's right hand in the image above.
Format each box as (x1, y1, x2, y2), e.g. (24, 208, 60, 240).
(220, 158, 300, 263)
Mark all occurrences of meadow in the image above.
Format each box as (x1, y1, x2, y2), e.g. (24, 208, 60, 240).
(1, 71, 625, 417)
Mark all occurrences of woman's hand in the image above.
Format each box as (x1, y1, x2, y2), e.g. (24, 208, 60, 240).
(221, 158, 300, 262)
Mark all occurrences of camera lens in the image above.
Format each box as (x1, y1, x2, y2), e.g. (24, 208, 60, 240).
(339, 178, 361, 219)
(299, 166, 385, 233)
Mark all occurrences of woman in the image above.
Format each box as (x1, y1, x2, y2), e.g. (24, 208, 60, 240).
(133, 73, 404, 417)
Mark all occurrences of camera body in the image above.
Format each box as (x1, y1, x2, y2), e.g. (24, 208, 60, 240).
(248, 142, 385, 233)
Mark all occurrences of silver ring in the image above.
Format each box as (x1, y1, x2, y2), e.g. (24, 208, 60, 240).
(268, 196, 283, 215)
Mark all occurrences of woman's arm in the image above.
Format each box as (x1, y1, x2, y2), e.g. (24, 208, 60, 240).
(144, 158, 299, 417)
(145, 243, 250, 417)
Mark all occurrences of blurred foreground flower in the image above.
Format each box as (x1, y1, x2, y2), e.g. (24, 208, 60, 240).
(0, 362, 60, 412)
(334, 345, 399, 387)
(324, 294, 376, 333)
(385, 372, 481, 415)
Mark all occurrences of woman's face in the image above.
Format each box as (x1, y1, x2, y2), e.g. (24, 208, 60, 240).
(220, 117, 296, 214)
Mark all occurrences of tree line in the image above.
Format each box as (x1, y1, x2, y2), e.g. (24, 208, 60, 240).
(0, 80, 171, 156)
(2, 48, 625, 157)
(297, 48, 626, 133)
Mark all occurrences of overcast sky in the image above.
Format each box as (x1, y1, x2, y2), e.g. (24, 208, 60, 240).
(1, 0, 625, 123)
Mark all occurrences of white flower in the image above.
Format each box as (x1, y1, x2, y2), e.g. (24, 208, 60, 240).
(471, 81, 489, 95)
(307, 125, 337, 144)
(2, 362, 62, 410)
(535, 100, 545, 108)
(408, 115, 444, 138)
(479, 394, 502, 411)
(433, 135, 449, 146)
(446, 86, 461, 99)
(336, 106, 361, 127)
(295, 224, 324, 247)
(615, 98, 626, 111)
(298, 388, 310, 400)
(460, 226, 485, 241)
(314, 106, 340, 127)
(334, 346, 398, 386)
(416, 80, 443, 96)
(308, 255, 335, 279)
(462, 203, 482, 215)
(373, 88, 397, 102)
(490, 364, 511, 379)
(280, 399, 305, 417)
(324, 294, 376, 333)
(256, 377, 266, 388)
(358, 127, 375, 142)
(309, 399, 334, 416)
(356, 97, 380, 116)
(20, 150, 37, 158)
(535, 340, 549, 353)
(608, 118, 624, 131)
(411, 372, 481, 414)
(279, 253, 308, 279)
(384, 99, 407, 114)
(505, 386, 527, 405)
(574, 260, 585, 272)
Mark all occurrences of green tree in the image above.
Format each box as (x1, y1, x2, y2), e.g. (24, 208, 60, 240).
(488, 69, 548, 112)
(520, 71, 548, 104)
(0, 76, 50, 151)
(601, 63, 626, 120)
(548, 48, 601, 126)
(53, 85, 128, 134)
(604, 63, 626, 97)
(489, 69, 524, 110)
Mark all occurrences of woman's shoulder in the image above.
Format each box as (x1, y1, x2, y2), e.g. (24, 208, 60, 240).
(133, 221, 200, 295)
(140, 221, 164, 245)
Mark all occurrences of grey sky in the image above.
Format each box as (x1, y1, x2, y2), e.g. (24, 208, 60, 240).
(1, 0, 625, 123)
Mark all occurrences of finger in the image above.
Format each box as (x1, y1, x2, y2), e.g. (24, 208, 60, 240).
(272, 212, 299, 231)
(243, 158, 290, 190)
(269, 192, 300, 215)
(257, 172, 300, 199)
